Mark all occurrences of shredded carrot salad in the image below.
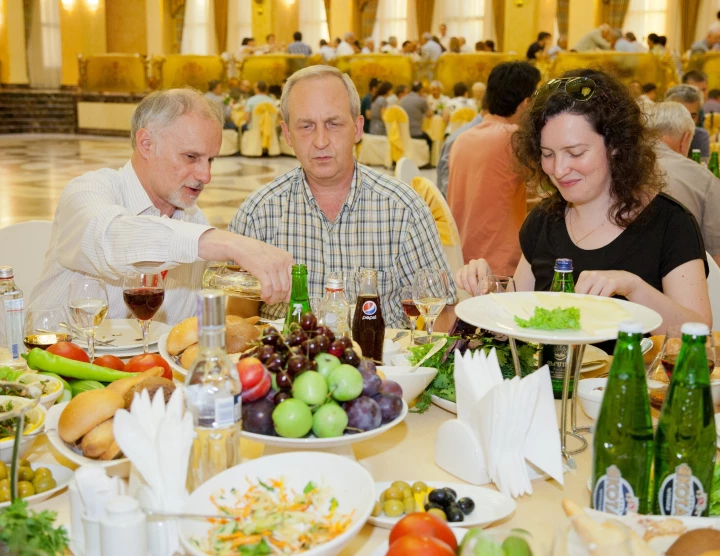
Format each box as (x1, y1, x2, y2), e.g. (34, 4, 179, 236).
(192, 477, 354, 555)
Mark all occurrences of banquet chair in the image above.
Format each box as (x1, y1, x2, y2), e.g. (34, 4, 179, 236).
(395, 157, 420, 185)
(0, 221, 53, 297)
(219, 129, 239, 156)
(279, 132, 295, 157)
(423, 115, 446, 167)
(357, 134, 390, 167)
(383, 106, 430, 168)
(240, 102, 281, 157)
(409, 177, 469, 301)
(447, 107, 477, 135)
(706, 252, 720, 330)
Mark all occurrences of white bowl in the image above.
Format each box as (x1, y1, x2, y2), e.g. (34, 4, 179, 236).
(377, 365, 438, 404)
(0, 462, 73, 508)
(45, 401, 130, 477)
(179, 452, 375, 556)
(16, 373, 64, 409)
(712, 380, 720, 407)
(0, 396, 47, 463)
(577, 378, 607, 420)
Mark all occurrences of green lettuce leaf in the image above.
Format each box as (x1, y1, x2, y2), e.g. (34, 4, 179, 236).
(514, 306, 581, 330)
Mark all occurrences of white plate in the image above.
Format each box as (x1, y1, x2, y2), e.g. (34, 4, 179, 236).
(242, 400, 408, 448)
(371, 528, 467, 556)
(368, 481, 515, 529)
(0, 463, 73, 508)
(455, 292, 662, 344)
(94, 319, 172, 351)
(45, 401, 130, 477)
(431, 395, 457, 414)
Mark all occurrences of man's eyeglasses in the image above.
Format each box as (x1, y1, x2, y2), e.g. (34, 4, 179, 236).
(534, 77, 597, 102)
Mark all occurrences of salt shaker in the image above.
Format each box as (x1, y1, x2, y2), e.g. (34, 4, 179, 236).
(68, 479, 85, 555)
(100, 495, 148, 556)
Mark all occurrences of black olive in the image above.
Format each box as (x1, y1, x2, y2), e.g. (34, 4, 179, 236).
(458, 497, 475, 515)
(424, 502, 443, 512)
(443, 487, 457, 501)
(428, 489, 450, 507)
(446, 506, 464, 522)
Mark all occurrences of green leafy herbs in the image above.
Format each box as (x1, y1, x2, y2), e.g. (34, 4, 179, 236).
(238, 539, 273, 555)
(0, 498, 69, 555)
(0, 367, 24, 382)
(303, 481, 316, 494)
(711, 460, 720, 516)
(514, 306, 581, 330)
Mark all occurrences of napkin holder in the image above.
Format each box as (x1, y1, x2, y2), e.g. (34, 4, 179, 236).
(435, 419, 491, 485)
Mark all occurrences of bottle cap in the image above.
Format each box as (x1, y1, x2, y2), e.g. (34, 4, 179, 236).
(105, 495, 140, 515)
(681, 322, 710, 337)
(692, 149, 701, 152)
(0, 266, 14, 279)
(617, 320, 643, 334)
(554, 258, 573, 272)
(325, 277, 344, 290)
(197, 290, 226, 328)
(292, 264, 308, 275)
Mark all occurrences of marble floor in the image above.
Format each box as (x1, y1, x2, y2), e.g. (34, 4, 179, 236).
(0, 135, 437, 229)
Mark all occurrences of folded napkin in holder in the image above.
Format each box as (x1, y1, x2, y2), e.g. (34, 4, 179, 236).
(435, 349, 563, 497)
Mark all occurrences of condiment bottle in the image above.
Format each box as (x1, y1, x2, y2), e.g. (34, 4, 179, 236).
(0, 266, 23, 360)
(317, 275, 351, 338)
(100, 495, 148, 556)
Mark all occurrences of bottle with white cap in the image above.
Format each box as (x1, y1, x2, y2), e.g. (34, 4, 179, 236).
(100, 495, 148, 556)
(317, 275, 350, 338)
(0, 266, 23, 361)
(653, 322, 716, 516)
(591, 320, 653, 515)
(184, 290, 242, 492)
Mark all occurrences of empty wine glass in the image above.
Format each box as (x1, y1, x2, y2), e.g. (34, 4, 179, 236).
(475, 275, 516, 296)
(399, 286, 420, 344)
(24, 305, 71, 351)
(122, 270, 166, 353)
(412, 269, 450, 338)
(343, 271, 360, 330)
(68, 279, 109, 361)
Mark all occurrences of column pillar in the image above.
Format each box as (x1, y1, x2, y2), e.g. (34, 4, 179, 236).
(567, 0, 595, 48)
(0, 0, 29, 84)
(503, 0, 540, 55)
(329, 0, 354, 41)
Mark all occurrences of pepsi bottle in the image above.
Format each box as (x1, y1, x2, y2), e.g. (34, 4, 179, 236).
(352, 268, 385, 363)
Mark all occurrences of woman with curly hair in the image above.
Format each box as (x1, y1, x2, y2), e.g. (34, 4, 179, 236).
(456, 68, 711, 331)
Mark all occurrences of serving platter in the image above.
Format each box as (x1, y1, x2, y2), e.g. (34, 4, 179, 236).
(0, 463, 73, 508)
(94, 319, 172, 352)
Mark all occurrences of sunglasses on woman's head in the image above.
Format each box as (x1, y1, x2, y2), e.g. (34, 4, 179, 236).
(534, 77, 597, 101)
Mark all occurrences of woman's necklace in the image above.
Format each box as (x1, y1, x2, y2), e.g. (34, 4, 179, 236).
(568, 208, 606, 245)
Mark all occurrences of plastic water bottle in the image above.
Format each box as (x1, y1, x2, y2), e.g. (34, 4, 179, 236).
(317, 276, 351, 338)
(0, 266, 24, 361)
(184, 290, 242, 492)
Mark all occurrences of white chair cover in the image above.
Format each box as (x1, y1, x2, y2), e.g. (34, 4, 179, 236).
(240, 102, 281, 157)
(0, 221, 53, 297)
(219, 129, 239, 156)
(357, 134, 390, 167)
(395, 157, 420, 185)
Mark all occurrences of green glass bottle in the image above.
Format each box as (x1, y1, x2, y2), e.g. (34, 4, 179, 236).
(541, 258, 575, 399)
(691, 149, 702, 163)
(708, 152, 720, 178)
(653, 322, 717, 516)
(592, 321, 654, 515)
(284, 264, 312, 333)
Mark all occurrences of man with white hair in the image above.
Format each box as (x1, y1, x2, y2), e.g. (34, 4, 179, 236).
(471, 82, 486, 108)
(336, 32, 356, 56)
(691, 27, 720, 54)
(420, 32, 443, 62)
(361, 38, 375, 53)
(28, 89, 294, 323)
(647, 102, 720, 265)
(380, 36, 399, 53)
(666, 84, 711, 161)
(227, 66, 455, 327)
(427, 80, 450, 114)
(573, 24, 614, 52)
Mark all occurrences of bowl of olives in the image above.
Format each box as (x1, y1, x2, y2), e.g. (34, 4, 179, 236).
(0, 395, 47, 464)
(0, 460, 73, 507)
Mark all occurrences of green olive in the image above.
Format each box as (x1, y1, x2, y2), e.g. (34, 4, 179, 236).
(403, 496, 415, 514)
(0, 479, 8, 490)
(402, 487, 413, 500)
(428, 508, 447, 521)
(33, 467, 53, 480)
(32, 476, 57, 494)
(0, 488, 9, 503)
(391, 480, 411, 492)
(17, 481, 35, 498)
(384, 486, 403, 501)
(371, 501, 383, 517)
(17, 467, 35, 482)
(17, 459, 30, 468)
(411, 481, 428, 494)
(0, 462, 7, 481)
(383, 499, 405, 517)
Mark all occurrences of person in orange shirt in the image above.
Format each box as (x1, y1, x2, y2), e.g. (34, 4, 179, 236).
(447, 62, 541, 277)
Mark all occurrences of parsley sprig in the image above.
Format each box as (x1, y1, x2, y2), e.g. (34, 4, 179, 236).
(0, 498, 69, 555)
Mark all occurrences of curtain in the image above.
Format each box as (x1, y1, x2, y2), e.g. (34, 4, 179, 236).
(359, 0, 379, 43)
(299, 0, 330, 50)
(181, 0, 218, 54)
(492, 0, 503, 50)
(227, 0, 253, 54)
(597, 0, 631, 29)
(215, 0, 228, 52)
(557, 0, 569, 39)
(372, 0, 408, 44)
(695, 0, 719, 43)
(683, 0, 703, 51)
(431, 0, 486, 46)
(416, 0, 434, 38)
(26, 0, 61, 88)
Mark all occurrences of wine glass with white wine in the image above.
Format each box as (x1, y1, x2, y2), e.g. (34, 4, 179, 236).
(412, 269, 450, 338)
(68, 279, 109, 361)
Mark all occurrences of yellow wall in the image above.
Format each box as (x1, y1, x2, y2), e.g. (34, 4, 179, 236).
(0, 0, 29, 84)
(252, 0, 272, 44)
(273, 0, 298, 46)
(329, 0, 354, 41)
(568, 0, 596, 48)
(106, 0, 147, 54)
(504, 0, 540, 55)
(60, 0, 107, 85)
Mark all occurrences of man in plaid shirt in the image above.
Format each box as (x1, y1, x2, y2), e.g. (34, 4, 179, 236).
(228, 66, 455, 327)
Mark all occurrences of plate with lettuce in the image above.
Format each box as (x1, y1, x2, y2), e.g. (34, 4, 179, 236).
(455, 292, 662, 344)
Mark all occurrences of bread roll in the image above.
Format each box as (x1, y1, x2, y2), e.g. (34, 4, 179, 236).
(667, 529, 720, 556)
(59, 390, 124, 444)
(166, 317, 198, 355)
(99, 440, 122, 461)
(80, 418, 115, 458)
(226, 321, 260, 353)
(181, 343, 199, 370)
(123, 377, 176, 409)
(644, 335, 664, 366)
(105, 367, 164, 397)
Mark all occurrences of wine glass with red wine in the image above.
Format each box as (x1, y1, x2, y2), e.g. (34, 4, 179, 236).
(400, 286, 419, 344)
(122, 270, 165, 353)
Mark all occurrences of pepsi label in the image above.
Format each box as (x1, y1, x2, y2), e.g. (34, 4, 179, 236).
(362, 300, 377, 320)
(592, 465, 638, 515)
(658, 464, 708, 516)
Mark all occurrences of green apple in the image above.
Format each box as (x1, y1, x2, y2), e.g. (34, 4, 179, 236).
(272, 398, 313, 438)
(328, 364, 364, 402)
(315, 353, 342, 379)
(312, 403, 348, 438)
(292, 371, 328, 406)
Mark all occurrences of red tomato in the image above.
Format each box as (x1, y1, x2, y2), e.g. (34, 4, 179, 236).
(386, 536, 455, 556)
(93, 355, 125, 371)
(389, 514, 457, 552)
(125, 353, 172, 380)
(236, 357, 266, 390)
(46, 342, 90, 363)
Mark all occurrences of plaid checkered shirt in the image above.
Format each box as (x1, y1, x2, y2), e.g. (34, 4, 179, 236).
(228, 162, 456, 327)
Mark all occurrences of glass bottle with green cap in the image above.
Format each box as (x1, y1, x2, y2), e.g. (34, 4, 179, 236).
(708, 151, 719, 178)
(284, 264, 312, 333)
(653, 322, 716, 516)
(691, 149, 702, 163)
(592, 320, 653, 515)
(541, 258, 575, 398)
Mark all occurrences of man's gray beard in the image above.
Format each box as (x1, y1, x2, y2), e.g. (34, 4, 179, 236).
(168, 187, 199, 210)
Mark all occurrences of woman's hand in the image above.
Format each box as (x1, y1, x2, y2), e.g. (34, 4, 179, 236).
(575, 270, 639, 298)
(454, 259, 491, 295)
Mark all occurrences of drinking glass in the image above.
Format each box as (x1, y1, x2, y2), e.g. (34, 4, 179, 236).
(343, 271, 360, 330)
(122, 270, 166, 354)
(475, 275, 516, 296)
(24, 305, 71, 351)
(412, 269, 450, 337)
(399, 286, 420, 344)
(68, 279, 109, 361)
